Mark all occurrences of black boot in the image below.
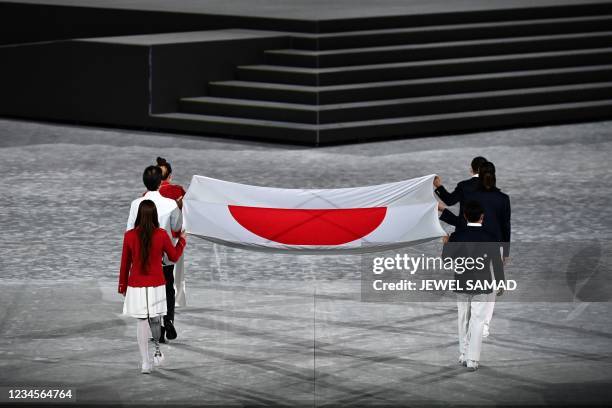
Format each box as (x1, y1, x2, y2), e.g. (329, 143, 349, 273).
(164, 317, 177, 340)
(159, 325, 166, 343)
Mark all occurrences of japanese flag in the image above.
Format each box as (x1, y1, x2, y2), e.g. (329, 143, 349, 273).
(183, 175, 445, 253)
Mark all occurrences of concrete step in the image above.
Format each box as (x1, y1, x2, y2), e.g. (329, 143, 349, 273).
(210, 64, 612, 104)
(314, 2, 612, 33)
(291, 15, 612, 50)
(161, 2, 612, 144)
(316, 99, 612, 144)
(153, 99, 612, 145)
(267, 31, 612, 67)
(179, 96, 318, 123)
(238, 48, 612, 86)
(151, 112, 318, 144)
(181, 82, 612, 124)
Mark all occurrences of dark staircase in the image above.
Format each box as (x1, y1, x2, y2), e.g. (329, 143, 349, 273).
(155, 7, 612, 145)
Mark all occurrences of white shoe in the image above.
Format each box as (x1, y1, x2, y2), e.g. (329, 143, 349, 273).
(141, 362, 152, 374)
(467, 360, 479, 371)
(482, 324, 490, 338)
(153, 350, 165, 367)
(458, 354, 467, 366)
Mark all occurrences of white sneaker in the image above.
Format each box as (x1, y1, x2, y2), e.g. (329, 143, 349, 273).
(458, 354, 467, 366)
(482, 324, 490, 338)
(153, 350, 165, 367)
(141, 362, 152, 374)
(467, 360, 479, 371)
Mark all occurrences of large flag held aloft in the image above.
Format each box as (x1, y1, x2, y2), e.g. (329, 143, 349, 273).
(183, 175, 445, 253)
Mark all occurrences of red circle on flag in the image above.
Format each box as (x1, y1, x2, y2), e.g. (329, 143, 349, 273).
(228, 205, 387, 245)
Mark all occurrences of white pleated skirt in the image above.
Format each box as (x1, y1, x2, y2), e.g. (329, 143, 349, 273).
(123, 285, 167, 318)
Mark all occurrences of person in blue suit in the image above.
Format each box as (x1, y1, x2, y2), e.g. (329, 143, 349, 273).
(438, 161, 511, 337)
(442, 200, 505, 371)
(434, 156, 488, 229)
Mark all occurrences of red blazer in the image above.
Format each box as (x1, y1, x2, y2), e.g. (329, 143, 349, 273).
(159, 180, 186, 201)
(118, 228, 186, 294)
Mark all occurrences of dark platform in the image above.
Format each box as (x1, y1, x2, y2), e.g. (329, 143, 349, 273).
(6, 0, 612, 21)
(2, 0, 612, 145)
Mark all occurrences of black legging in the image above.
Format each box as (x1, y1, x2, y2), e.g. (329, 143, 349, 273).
(163, 264, 175, 322)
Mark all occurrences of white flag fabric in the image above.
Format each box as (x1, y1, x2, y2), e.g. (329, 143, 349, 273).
(173, 255, 187, 307)
(183, 175, 445, 253)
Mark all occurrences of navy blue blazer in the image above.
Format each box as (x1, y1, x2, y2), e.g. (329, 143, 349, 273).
(440, 187, 511, 256)
(435, 176, 479, 219)
(442, 225, 505, 294)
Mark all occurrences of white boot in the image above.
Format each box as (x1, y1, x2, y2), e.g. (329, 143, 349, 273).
(482, 323, 490, 338)
(467, 360, 479, 371)
(153, 349, 165, 367)
(141, 362, 152, 374)
(137, 319, 153, 374)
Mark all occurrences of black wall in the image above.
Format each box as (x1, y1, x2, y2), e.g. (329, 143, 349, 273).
(0, 34, 289, 128)
(0, 2, 316, 45)
(3, 1, 612, 44)
(0, 40, 150, 125)
(150, 37, 289, 113)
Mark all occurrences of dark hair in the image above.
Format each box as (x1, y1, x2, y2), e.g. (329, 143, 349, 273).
(143, 165, 162, 191)
(464, 200, 484, 223)
(471, 156, 488, 173)
(478, 161, 497, 191)
(134, 200, 159, 273)
(156, 157, 172, 181)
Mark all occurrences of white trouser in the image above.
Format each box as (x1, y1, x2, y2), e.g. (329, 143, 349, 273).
(484, 293, 496, 325)
(484, 245, 505, 325)
(457, 292, 489, 362)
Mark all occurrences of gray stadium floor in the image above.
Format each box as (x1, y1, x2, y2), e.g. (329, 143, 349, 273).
(0, 118, 611, 406)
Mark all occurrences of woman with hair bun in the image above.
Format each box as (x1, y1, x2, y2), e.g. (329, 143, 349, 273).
(470, 162, 511, 258)
(439, 161, 510, 259)
(156, 157, 187, 209)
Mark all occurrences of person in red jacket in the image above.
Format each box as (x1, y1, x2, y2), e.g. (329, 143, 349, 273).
(156, 157, 186, 208)
(119, 200, 186, 374)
